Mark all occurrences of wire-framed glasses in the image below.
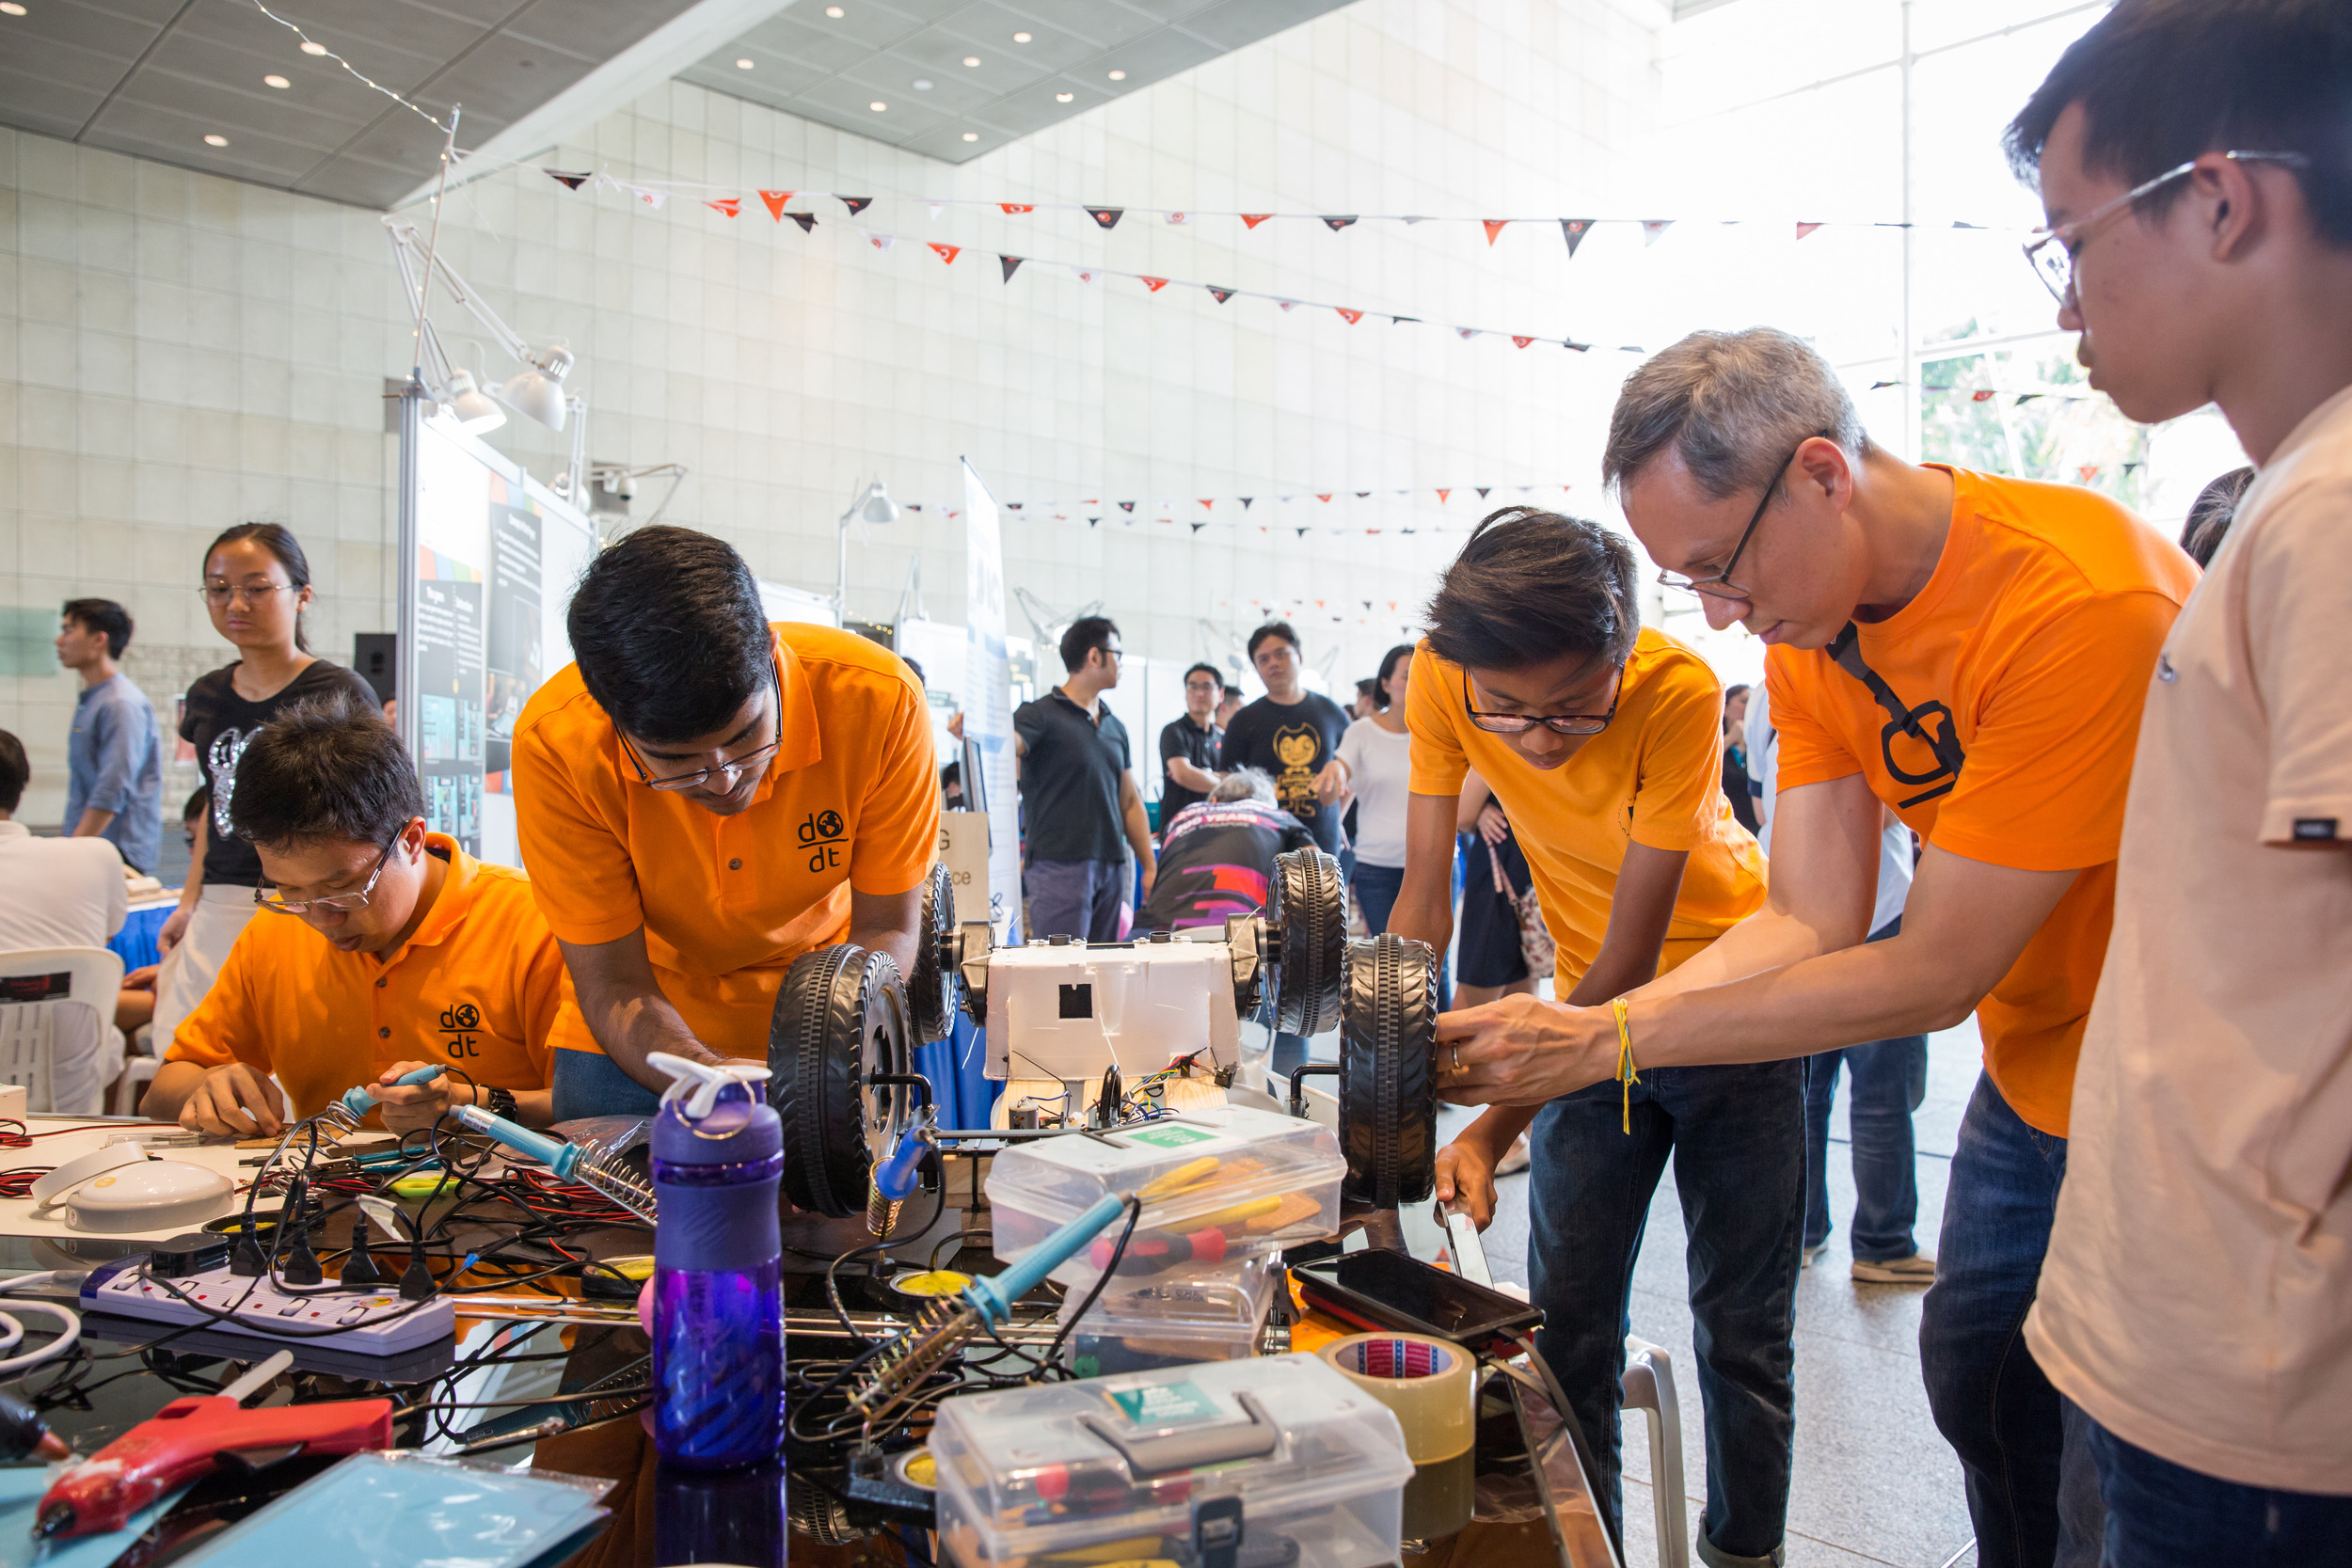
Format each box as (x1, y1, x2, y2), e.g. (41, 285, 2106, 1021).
(619, 656, 785, 792)
(256, 837, 396, 915)
(2022, 151, 2311, 305)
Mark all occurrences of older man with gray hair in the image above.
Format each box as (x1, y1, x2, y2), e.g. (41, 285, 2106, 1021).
(1136, 768, 1314, 933)
(1434, 326, 2197, 1567)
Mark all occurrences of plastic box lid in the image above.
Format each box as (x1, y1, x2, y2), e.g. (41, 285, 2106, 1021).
(987, 1105, 1343, 1288)
(930, 1353, 1412, 1568)
(1057, 1254, 1279, 1343)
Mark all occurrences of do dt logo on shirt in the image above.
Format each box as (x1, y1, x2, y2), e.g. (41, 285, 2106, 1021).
(439, 1001, 482, 1057)
(799, 808, 846, 873)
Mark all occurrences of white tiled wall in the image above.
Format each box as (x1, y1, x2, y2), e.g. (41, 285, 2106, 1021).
(0, 0, 1667, 825)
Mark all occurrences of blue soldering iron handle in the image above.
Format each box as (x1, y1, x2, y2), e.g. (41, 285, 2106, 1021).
(872, 1128, 927, 1203)
(336, 1063, 448, 1122)
(452, 1102, 580, 1177)
(967, 1192, 1130, 1324)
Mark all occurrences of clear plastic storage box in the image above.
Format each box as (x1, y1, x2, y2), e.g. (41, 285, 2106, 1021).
(929, 1352, 1413, 1568)
(1060, 1255, 1280, 1376)
(987, 1104, 1343, 1288)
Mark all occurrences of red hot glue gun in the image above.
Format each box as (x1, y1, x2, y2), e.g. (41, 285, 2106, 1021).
(35, 1351, 393, 1540)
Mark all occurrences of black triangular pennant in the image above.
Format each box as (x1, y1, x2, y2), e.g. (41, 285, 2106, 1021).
(788, 213, 817, 232)
(1295, 528, 1309, 538)
(1207, 286, 1234, 303)
(1000, 254, 1025, 282)
(1389, 316, 1419, 325)
(544, 169, 590, 191)
(1089, 517, 1100, 527)
(1321, 214, 1358, 231)
(1563, 341, 1590, 352)
(837, 195, 873, 214)
(1087, 207, 1123, 229)
(1119, 500, 1136, 513)
(1190, 521, 1207, 533)
(1476, 487, 1490, 499)
(1239, 498, 1253, 509)
(1560, 217, 1593, 256)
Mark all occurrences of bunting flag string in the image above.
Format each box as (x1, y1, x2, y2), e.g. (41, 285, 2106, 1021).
(874, 481, 1580, 535)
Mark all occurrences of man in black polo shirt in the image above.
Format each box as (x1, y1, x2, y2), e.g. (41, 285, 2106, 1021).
(1014, 616, 1156, 942)
(1217, 622, 1352, 859)
(1156, 662, 1225, 840)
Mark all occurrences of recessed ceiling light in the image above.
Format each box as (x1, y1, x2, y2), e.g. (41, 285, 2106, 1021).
(962, 55, 980, 67)
(913, 78, 931, 89)
(736, 57, 754, 68)
(1106, 69, 1125, 80)
(299, 40, 326, 55)
(825, 5, 843, 13)
(962, 132, 978, 141)
(869, 100, 886, 111)
(0, 5, 26, 16)
(1056, 91, 1073, 102)
(203, 134, 229, 146)
(263, 73, 290, 87)
(1012, 31, 1030, 42)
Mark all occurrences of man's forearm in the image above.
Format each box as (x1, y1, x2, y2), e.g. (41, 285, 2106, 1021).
(575, 977, 722, 1083)
(1633, 925, 1979, 1069)
(1629, 904, 1841, 1003)
(1388, 885, 1454, 958)
(72, 807, 118, 838)
(1168, 756, 1220, 792)
(140, 1061, 203, 1122)
(847, 919, 920, 982)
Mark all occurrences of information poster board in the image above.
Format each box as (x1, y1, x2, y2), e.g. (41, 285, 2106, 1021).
(961, 460, 1021, 943)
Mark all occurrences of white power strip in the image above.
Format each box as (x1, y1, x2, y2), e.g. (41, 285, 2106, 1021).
(78, 1258, 457, 1354)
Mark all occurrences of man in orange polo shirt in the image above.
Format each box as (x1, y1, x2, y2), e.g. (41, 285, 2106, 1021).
(1438, 329, 2197, 1567)
(1390, 509, 1786, 1568)
(145, 696, 560, 1135)
(513, 527, 938, 1118)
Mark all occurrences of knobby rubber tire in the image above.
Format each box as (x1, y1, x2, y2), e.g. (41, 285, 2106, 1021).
(1338, 932, 1439, 1208)
(771, 942, 912, 1217)
(908, 862, 957, 1044)
(1270, 848, 1346, 1037)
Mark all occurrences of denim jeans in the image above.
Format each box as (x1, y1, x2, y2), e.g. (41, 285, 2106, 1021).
(2089, 1419, 2352, 1567)
(1528, 1060, 1804, 1566)
(1025, 857, 1124, 942)
(1921, 1073, 2104, 1567)
(1803, 1035, 1927, 1259)
(1350, 862, 1450, 1006)
(551, 1049, 664, 1121)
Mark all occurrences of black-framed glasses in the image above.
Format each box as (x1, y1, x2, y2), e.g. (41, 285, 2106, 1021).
(619, 656, 785, 792)
(256, 836, 398, 915)
(1463, 666, 1622, 737)
(2022, 150, 2311, 305)
(1655, 438, 1818, 600)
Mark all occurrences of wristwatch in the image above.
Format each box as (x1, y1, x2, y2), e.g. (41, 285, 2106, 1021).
(478, 1085, 519, 1122)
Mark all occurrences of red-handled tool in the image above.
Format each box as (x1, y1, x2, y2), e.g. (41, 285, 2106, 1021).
(35, 1350, 393, 1540)
(1088, 1224, 1227, 1273)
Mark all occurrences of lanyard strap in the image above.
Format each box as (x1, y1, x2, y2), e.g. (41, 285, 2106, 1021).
(1823, 622, 1967, 804)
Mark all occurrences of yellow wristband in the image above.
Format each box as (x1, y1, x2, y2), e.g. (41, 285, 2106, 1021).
(1610, 997, 1640, 1135)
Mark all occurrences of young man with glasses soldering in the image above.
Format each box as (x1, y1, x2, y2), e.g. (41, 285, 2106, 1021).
(144, 693, 562, 1137)
(1386, 508, 1783, 1568)
(1433, 328, 2197, 1566)
(512, 526, 939, 1120)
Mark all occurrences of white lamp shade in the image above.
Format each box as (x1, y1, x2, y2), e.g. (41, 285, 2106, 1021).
(445, 371, 506, 434)
(496, 345, 574, 431)
(856, 480, 900, 525)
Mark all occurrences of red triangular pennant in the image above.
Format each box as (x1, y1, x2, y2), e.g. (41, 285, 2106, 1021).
(545, 169, 590, 191)
(1560, 217, 1593, 256)
(838, 195, 873, 214)
(758, 190, 793, 219)
(1240, 214, 1273, 230)
(788, 212, 817, 232)
(999, 203, 1033, 214)
(1321, 214, 1358, 231)
(1482, 219, 1509, 245)
(706, 198, 740, 216)
(1512, 335, 1534, 349)
(2078, 465, 2102, 483)
(1087, 207, 1123, 229)
(1336, 308, 1362, 325)
(1795, 221, 1823, 241)
(1436, 488, 1450, 503)
(1198, 499, 1213, 510)
(1972, 388, 1995, 402)
(1207, 286, 1234, 303)
(1139, 276, 1168, 292)
(1316, 494, 1332, 503)
(1000, 254, 1025, 282)
(929, 243, 961, 263)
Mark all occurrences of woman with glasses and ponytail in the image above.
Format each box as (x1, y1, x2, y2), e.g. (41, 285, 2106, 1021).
(151, 524, 379, 1053)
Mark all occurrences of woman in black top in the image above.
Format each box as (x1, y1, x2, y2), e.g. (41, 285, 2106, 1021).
(151, 524, 379, 1051)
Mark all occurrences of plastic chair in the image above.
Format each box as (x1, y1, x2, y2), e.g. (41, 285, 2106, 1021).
(113, 1022, 160, 1117)
(1623, 1335, 1690, 1568)
(0, 946, 126, 1115)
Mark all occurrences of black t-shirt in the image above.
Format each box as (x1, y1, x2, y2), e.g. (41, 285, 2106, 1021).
(1013, 688, 1132, 863)
(1138, 799, 1316, 931)
(1216, 691, 1351, 855)
(1155, 714, 1222, 835)
(181, 659, 380, 886)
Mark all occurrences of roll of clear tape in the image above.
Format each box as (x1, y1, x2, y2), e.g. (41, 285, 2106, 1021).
(1320, 1332, 1477, 1541)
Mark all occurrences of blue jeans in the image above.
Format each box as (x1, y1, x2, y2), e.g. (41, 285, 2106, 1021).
(1803, 922, 1927, 1261)
(1350, 862, 1451, 1006)
(1025, 858, 1123, 942)
(1921, 1073, 2104, 1567)
(1529, 1060, 1804, 1565)
(551, 1049, 664, 1121)
(2089, 1419, 2352, 1567)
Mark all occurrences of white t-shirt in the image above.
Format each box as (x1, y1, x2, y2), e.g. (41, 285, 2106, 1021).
(0, 821, 128, 1114)
(1745, 684, 1912, 934)
(1334, 718, 1412, 869)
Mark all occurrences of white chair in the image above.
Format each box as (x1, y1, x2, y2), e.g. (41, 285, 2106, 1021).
(1623, 1335, 1691, 1568)
(0, 946, 126, 1116)
(113, 1022, 160, 1117)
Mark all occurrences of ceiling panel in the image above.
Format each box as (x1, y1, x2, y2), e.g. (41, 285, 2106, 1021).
(679, 0, 1356, 165)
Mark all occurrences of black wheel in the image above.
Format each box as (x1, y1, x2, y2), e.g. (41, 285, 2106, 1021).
(1268, 848, 1346, 1037)
(1337, 933, 1439, 1208)
(771, 943, 914, 1217)
(908, 862, 957, 1044)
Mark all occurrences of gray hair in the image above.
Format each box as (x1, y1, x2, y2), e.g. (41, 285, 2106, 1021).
(1601, 327, 1871, 502)
(1211, 767, 1277, 805)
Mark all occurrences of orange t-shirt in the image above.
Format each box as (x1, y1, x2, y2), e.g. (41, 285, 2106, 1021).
(1767, 467, 2197, 1134)
(165, 835, 562, 1121)
(1408, 626, 1767, 984)
(513, 623, 939, 1060)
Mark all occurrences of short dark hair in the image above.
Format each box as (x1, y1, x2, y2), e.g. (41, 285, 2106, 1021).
(62, 599, 133, 659)
(1425, 509, 1641, 673)
(1374, 644, 1416, 709)
(2005, 0, 2352, 246)
(1058, 615, 1119, 674)
(0, 731, 25, 814)
(183, 787, 210, 825)
(229, 691, 422, 849)
(903, 657, 926, 687)
(567, 527, 771, 745)
(202, 523, 314, 653)
(1247, 622, 1298, 660)
(1183, 661, 1223, 688)
(2181, 466, 2256, 568)
(1724, 683, 1750, 704)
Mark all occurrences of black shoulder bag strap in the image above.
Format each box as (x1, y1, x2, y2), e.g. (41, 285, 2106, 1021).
(1824, 622, 1967, 808)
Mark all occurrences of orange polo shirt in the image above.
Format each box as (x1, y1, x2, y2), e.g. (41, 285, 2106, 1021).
(165, 835, 562, 1121)
(513, 622, 938, 1060)
(1767, 467, 2196, 1134)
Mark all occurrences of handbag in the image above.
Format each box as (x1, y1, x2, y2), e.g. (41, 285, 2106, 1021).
(1486, 836, 1555, 976)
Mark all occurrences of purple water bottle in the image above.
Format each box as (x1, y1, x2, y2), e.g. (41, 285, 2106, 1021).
(648, 1053, 785, 1469)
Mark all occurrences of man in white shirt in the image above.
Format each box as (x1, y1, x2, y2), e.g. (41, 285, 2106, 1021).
(1747, 685, 1932, 1283)
(0, 731, 128, 1112)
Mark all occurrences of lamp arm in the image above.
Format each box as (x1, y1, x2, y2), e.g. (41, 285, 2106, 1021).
(383, 219, 538, 370)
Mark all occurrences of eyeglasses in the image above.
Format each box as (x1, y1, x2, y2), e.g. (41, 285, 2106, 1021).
(1655, 438, 1819, 600)
(199, 581, 290, 608)
(257, 837, 397, 915)
(620, 657, 785, 792)
(2023, 150, 2311, 305)
(1462, 666, 1622, 737)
